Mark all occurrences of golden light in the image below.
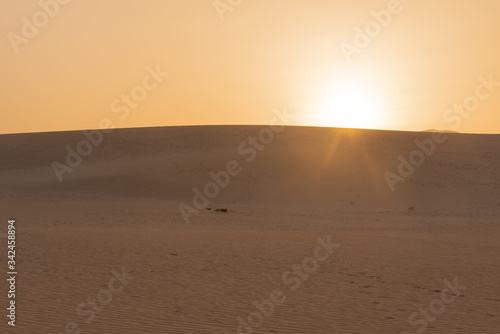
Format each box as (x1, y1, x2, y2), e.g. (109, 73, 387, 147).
(312, 69, 383, 129)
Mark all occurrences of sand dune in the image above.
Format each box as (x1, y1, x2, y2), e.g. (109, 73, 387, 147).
(1, 126, 499, 211)
(0, 126, 499, 333)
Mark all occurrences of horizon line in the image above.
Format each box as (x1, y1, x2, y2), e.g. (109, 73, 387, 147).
(0, 124, 498, 137)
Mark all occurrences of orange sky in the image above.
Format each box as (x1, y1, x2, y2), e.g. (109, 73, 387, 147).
(1, 0, 499, 134)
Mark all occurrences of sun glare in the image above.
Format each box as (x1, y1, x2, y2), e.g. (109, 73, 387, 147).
(313, 70, 383, 129)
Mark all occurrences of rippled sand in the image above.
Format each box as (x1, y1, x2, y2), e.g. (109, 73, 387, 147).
(0, 126, 498, 333)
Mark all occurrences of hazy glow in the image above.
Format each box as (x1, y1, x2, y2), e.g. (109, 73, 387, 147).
(313, 70, 382, 129)
(1, 1, 500, 134)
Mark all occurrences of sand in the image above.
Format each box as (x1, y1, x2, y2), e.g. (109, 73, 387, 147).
(0, 125, 498, 333)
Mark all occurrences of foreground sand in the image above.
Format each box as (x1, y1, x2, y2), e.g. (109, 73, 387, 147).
(0, 126, 499, 333)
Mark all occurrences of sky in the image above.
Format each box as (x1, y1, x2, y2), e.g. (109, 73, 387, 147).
(1, 0, 499, 134)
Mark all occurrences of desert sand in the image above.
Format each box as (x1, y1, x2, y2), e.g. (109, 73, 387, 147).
(0, 125, 499, 333)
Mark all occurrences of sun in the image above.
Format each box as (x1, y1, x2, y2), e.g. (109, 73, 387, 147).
(313, 69, 382, 129)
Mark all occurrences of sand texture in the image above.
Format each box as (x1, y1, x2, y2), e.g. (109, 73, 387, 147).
(0, 126, 498, 333)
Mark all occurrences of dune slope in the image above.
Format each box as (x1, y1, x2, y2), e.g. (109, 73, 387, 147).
(0, 126, 499, 334)
(1, 126, 499, 212)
